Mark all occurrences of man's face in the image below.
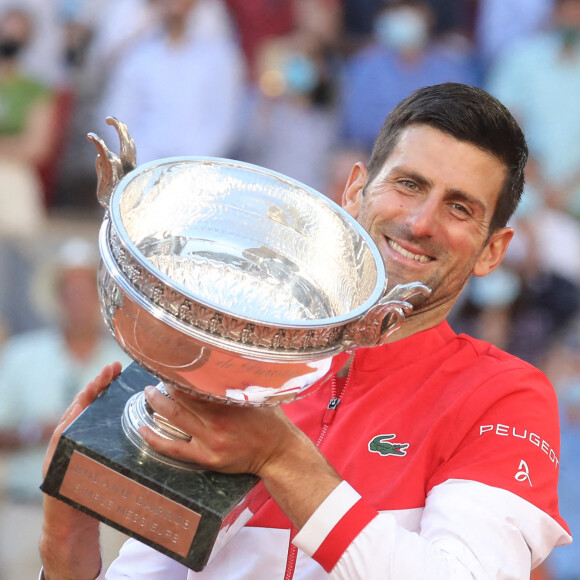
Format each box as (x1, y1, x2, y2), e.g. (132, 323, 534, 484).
(342, 124, 513, 317)
(0, 11, 32, 47)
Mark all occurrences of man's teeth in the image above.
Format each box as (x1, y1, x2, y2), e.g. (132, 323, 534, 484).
(388, 240, 431, 263)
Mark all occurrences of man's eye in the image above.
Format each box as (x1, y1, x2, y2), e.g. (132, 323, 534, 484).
(400, 179, 418, 190)
(451, 203, 470, 215)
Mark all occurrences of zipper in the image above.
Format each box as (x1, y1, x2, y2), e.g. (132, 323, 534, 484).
(284, 528, 299, 580)
(283, 354, 356, 580)
(316, 354, 355, 446)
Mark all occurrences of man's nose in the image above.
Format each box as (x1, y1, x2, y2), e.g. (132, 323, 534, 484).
(405, 199, 439, 238)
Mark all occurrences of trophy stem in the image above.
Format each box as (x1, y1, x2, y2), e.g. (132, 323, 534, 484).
(122, 384, 201, 470)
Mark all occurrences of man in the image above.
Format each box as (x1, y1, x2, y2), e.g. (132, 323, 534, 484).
(340, 0, 479, 152)
(0, 237, 131, 579)
(39, 83, 571, 579)
(95, 0, 245, 164)
(0, 6, 55, 237)
(486, 0, 580, 219)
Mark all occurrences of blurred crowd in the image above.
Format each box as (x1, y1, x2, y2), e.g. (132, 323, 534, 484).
(0, 0, 579, 578)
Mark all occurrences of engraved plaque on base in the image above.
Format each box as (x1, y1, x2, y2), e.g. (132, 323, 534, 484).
(41, 362, 269, 571)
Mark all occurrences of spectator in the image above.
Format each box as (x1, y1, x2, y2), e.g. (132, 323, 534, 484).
(339, 0, 475, 55)
(95, 0, 246, 163)
(0, 7, 60, 336)
(486, 0, 580, 219)
(474, 0, 554, 70)
(339, 0, 479, 152)
(0, 237, 131, 580)
(239, 28, 339, 193)
(223, 0, 295, 81)
(47, 0, 156, 210)
(0, 6, 56, 237)
(0, 0, 65, 86)
(222, 0, 342, 82)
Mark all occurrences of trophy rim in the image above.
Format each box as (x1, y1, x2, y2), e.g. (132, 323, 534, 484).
(106, 155, 388, 332)
(99, 219, 352, 358)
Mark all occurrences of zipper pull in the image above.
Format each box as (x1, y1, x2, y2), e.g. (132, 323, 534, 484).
(322, 397, 341, 427)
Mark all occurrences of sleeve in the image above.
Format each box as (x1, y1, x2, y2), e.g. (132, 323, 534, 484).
(294, 480, 571, 580)
(427, 365, 567, 532)
(294, 365, 572, 579)
(39, 566, 106, 580)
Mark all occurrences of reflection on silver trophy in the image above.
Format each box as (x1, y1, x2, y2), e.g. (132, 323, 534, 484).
(41, 117, 431, 570)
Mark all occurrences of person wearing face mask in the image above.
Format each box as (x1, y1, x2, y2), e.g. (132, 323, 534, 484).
(373, 1, 431, 54)
(486, 0, 580, 221)
(339, 0, 479, 153)
(0, 7, 55, 239)
(238, 27, 340, 194)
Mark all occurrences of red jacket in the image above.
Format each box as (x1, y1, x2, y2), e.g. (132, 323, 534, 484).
(104, 321, 571, 579)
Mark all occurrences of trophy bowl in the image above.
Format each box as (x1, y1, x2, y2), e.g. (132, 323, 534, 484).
(94, 119, 431, 410)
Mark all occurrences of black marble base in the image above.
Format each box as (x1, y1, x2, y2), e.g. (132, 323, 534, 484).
(41, 362, 268, 571)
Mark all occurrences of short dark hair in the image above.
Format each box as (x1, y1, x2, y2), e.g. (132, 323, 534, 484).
(366, 83, 528, 234)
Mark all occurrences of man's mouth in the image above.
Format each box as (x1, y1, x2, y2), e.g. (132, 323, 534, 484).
(387, 239, 432, 263)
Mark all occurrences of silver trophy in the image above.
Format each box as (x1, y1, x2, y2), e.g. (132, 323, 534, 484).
(42, 118, 431, 570)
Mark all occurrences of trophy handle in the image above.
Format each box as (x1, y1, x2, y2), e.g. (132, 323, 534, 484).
(87, 117, 137, 208)
(342, 282, 431, 348)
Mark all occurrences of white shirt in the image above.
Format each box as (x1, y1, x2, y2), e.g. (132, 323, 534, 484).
(0, 327, 130, 500)
(96, 2, 246, 163)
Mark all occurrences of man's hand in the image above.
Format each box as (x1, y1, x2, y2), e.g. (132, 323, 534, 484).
(40, 361, 123, 580)
(140, 384, 343, 529)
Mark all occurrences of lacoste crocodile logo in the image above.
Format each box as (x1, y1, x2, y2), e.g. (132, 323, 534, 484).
(368, 434, 409, 457)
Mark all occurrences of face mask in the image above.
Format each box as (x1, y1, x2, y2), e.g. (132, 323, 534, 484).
(374, 8, 429, 53)
(0, 38, 24, 60)
(283, 54, 319, 95)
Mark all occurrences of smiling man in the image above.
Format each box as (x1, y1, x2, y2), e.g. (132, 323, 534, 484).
(39, 83, 571, 580)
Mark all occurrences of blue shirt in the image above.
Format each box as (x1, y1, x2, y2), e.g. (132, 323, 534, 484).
(339, 42, 479, 150)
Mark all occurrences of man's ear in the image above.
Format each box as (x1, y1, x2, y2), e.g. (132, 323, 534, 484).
(472, 227, 514, 277)
(341, 162, 368, 219)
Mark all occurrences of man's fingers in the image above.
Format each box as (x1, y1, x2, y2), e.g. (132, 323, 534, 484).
(77, 361, 123, 409)
(58, 362, 122, 435)
(144, 384, 205, 432)
(92, 361, 123, 396)
(42, 362, 123, 477)
(140, 386, 236, 468)
(138, 424, 206, 464)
